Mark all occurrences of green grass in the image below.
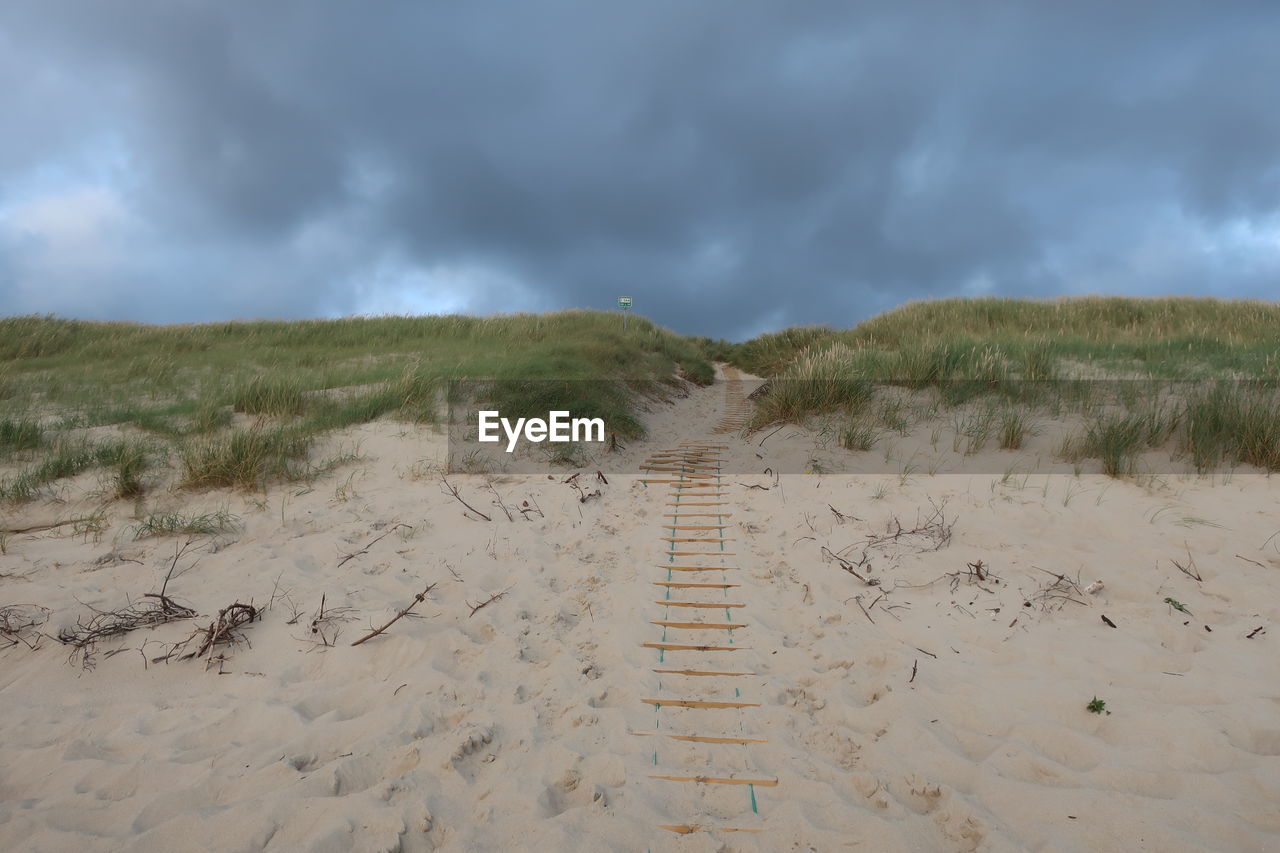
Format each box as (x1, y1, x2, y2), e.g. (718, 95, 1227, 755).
(0, 418, 43, 458)
(178, 424, 316, 491)
(0, 438, 154, 502)
(131, 509, 241, 539)
(0, 311, 714, 497)
(728, 297, 1280, 476)
(1180, 383, 1280, 473)
(5, 298, 1279, 494)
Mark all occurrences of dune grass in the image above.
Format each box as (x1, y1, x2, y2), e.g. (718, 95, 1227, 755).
(731, 297, 1280, 476)
(131, 509, 241, 539)
(0, 311, 713, 500)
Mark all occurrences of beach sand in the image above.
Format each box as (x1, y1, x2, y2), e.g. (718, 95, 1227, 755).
(2, 368, 1279, 851)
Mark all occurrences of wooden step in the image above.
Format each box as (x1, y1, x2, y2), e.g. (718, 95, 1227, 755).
(652, 620, 746, 630)
(652, 668, 753, 677)
(649, 774, 777, 787)
(642, 697, 759, 709)
(632, 731, 766, 744)
(668, 551, 737, 557)
(653, 581, 739, 589)
(655, 600, 745, 609)
(660, 565, 738, 572)
(642, 642, 744, 652)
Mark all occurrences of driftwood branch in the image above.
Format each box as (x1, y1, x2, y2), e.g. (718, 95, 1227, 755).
(468, 586, 513, 618)
(337, 524, 411, 568)
(351, 582, 437, 646)
(441, 478, 491, 521)
(0, 517, 94, 535)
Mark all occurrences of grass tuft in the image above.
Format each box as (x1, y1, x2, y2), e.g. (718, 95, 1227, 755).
(179, 425, 315, 490)
(132, 509, 241, 539)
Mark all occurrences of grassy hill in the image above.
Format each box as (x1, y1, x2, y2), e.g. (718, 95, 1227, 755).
(4, 297, 1280, 503)
(0, 312, 712, 499)
(722, 297, 1280, 474)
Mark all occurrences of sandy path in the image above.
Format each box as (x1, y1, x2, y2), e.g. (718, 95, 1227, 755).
(633, 367, 772, 838)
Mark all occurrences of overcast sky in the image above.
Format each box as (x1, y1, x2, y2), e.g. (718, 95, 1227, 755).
(1, 2, 1277, 340)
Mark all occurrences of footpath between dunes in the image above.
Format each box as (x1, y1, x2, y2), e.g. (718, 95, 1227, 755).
(2, 366, 1279, 852)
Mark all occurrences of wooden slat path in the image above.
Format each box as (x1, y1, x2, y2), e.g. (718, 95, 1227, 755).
(637, 368, 771, 837)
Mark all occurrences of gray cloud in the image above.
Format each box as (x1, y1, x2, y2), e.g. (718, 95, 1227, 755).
(1, 1, 1277, 339)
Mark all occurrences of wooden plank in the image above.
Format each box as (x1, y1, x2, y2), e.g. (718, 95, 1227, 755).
(662, 525, 729, 530)
(653, 581, 739, 589)
(659, 825, 763, 835)
(661, 565, 738, 572)
(655, 600, 745, 608)
(642, 642, 744, 651)
(659, 537, 734, 543)
(633, 731, 766, 744)
(649, 774, 777, 787)
(651, 620, 746, 630)
(642, 697, 759, 709)
(662, 513, 732, 518)
(652, 668, 753, 677)
(668, 551, 736, 557)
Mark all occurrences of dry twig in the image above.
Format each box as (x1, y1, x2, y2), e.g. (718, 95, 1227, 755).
(468, 586, 513, 618)
(441, 478, 492, 521)
(1, 604, 49, 649)
(337, 524, 411, 568)
(351, 582, 437, 646)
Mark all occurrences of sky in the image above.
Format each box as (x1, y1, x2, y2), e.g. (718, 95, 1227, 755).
(1, 2, 1278, 341)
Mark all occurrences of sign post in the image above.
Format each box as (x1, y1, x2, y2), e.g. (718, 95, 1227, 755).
(618, 296, 632, 330)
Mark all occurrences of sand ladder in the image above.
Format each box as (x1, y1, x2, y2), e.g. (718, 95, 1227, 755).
(635, 371, 771, 838)
(713, 366, 752, 434)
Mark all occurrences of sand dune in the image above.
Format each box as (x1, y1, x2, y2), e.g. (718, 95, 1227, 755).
(2, 368, 1279, 851)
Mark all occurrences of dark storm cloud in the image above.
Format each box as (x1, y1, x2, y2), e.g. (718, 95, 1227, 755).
(1, 1, 1277, 339)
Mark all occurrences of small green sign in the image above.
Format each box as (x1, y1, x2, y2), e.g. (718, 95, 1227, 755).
(618, 296, 632, 309)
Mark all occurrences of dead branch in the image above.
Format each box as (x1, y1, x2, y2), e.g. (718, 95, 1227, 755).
(161, 538, 202, 600)
(486, 483, 515, 521)
(821, 545, 880, 586)
(1236, 554, 1267, 568)
(1, 517, 94, 535)
(1028, 567, 1089, 612)
(864, 499, 955, 553)
(441, 478, 492, 521)
(909, 659, 918, 683)
(854, 594, 875, 624)
(351, 582, 437, 646)
(337, 523, 412, 568)
(568, 479, 601, 503)
(468, 586, 513, 618)
(303, 592, 356, 647)
(183, 602, 259, 662)
(0, 604, 49, 649)
(58, 595, 197, 649)
(948, 560, 1002, 594)
(518, 497, 544, 519)
(829, 505, 860, 524)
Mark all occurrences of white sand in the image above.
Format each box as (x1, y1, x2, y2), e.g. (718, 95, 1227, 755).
(2, 368, 1279, 851)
